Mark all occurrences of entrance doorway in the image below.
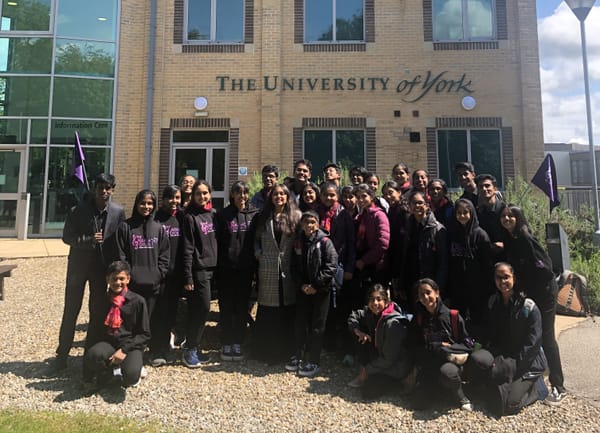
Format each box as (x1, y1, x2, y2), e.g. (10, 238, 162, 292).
(172, 145, 228, 209)
(0, 149, 27, 237)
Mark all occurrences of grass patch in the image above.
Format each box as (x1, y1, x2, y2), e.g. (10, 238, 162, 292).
(0, 409, 182, 433)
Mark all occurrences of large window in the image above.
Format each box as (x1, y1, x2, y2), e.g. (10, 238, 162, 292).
(433, 0, 495, 41)
(52, 77, 113, 119)
(305, 0, 363, 42)
(0, 0, 52, 32)
(304, 130, 365, 174)
(0, 76, 50, 116)
(0, 37, 52, 73)
(56, 0, 118, 41)
(437, 129, 502, 188)
(55, 39, 116, 77)
(186, 0, 244, 43)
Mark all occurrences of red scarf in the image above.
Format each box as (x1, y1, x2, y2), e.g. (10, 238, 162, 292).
(105, 287, 127, 335)
(319, 202, 339, 233)
(202, 201, 213, 211)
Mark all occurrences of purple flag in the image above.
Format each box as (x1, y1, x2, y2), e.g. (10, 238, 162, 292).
(71, 131, 88, 189)
(531, 154, 560, 212)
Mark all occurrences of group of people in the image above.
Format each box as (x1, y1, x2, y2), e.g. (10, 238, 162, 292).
(47, 159, 567, 415)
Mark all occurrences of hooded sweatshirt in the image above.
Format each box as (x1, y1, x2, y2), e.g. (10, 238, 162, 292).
(216, 203, 259, 272)
(155, 207, 184, 276)
(182, 206, 218, 285)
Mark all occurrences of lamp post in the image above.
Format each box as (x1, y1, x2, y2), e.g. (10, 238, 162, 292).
(565, 0, 600, 245)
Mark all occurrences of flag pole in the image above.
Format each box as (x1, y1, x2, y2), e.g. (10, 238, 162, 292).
(74, 131, 90, 190)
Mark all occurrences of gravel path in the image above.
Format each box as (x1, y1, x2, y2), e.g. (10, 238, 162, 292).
(0, 257, 599, 433)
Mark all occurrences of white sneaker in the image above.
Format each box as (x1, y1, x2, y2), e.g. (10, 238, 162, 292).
(544, 387, 566, 406)
(140, 366, 148, 379)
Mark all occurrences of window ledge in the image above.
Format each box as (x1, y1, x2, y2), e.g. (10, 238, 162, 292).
(182, 44, 245, 53)
(433, 41, 499, 50)
(303, 43, 366, 53)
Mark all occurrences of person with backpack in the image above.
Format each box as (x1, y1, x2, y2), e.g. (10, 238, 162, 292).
(411, 278, 475, 411)
(286, 211, 338, 377)
(500, 205, 566, 405)
(347, 284, 414, 399)
(468, 262, 548, 416)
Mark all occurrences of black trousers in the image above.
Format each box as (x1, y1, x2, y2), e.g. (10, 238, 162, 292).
(218, 271, 253, 346)
(57, 253, 107, 358)
(83, 341, 143, 387)
(294, 290, 331, 364)
(185, 270, 212, 350)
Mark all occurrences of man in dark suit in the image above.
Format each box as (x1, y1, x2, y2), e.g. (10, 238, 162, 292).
(47, 173, 126, 374)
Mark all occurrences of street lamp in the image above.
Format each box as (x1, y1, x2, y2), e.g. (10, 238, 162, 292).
(564, 0, 600, 245)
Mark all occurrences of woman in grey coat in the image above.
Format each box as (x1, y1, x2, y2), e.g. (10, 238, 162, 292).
(252, 183, 301, 364)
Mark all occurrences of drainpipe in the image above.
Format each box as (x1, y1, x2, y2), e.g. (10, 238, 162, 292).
(143, 0, 157, 188)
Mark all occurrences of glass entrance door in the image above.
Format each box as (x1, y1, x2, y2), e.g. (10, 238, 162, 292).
(0, 149, 25, 237)
(173, 146, 228, 209)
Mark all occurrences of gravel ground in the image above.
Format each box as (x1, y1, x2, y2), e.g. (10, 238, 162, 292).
(0, 257, 599, 433)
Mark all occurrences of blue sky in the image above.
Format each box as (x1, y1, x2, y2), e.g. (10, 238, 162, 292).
(536, 1, 600, 145)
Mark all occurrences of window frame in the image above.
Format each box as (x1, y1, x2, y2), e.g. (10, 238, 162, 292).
(302, 128, 366, 170)
(436, 128, 503, 188)
(432, 0, 497, 42)
(303, 0, 365, 44)
(184, 0, 245, 44)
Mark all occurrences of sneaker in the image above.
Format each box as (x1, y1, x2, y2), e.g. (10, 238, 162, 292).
(447, 353, 469, 366)
(544, 386, 566, 406)
(298, 363, 320, 378)
(140, 366, 148, 379)
(460, 398, 473, 412)
(285, 356, 302, 372)
(342, 354, 354, 367)
(149, 353, 167, 367)
(231, 344, 244, 362)
(220, 345, 233, 361)
(182, 349, 202, 368)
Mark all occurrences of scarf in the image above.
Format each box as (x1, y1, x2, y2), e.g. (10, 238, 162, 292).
(319, 202, 339, 233)
(104, 287, 127, 335)
(202, 201, 213, 211)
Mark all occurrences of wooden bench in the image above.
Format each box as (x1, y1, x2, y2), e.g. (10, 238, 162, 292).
(0, 264, 17, 301)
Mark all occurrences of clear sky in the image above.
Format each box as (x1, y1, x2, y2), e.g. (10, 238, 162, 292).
(537, 0, 599, 145)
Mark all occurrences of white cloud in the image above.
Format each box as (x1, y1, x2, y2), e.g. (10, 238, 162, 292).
(538, 3, 600, 145)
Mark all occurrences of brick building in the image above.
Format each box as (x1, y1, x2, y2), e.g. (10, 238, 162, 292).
(0, 0, 544, 236)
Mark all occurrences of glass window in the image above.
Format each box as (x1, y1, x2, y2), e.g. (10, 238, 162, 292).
(0, 0, 51, 32)
(45, 145, 110, 233)
(433, 0, 494, 41)
(174, 148, 207, 183)
(187, 0, 244, 43)
(173, 130, 229, 142)
(55, 39, 115, 77)
(437, 129, 502, 188)
(56, 0, 118, 41)
(27, 146, 45, 234)
(50, 119, 111, 146)
(0, 118, 27, 143)
(305, 0, 363, 42)
(304, 129, 365, 174)
(52, 77, 113, 119)
(0, 76, 50, 116)
(30, 119, 47, 144)
(0, 37, 52, 73)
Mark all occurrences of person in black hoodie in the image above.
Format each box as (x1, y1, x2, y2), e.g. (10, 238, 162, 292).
(500, 205, 566, 405)
(287, 210, 338, 377)
(149, 185, 185, 366)
(216, 181, 259, 362)
(347, 284, 414, 400)
(116, 189, 170, 322)
(447, 198, 493, 337)
(83, 261, 150, 393)
(181, 180, 218, 368)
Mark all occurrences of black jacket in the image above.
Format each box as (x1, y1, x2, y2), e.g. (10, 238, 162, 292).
(86, 288, 151, 354)
(116, 215, 170, 296)
(154, 208, 184, 276)
(62, 196, 125, 266)
(216, 204, 259, 273)
(292, 228, 338, 293)
(348, 302, 413, 378)
(317, 204, 356, 274)
(182, 206, 218, 284)
(485, 292, 547, 377)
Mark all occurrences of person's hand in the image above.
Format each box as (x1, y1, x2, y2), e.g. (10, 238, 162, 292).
(109, 349, 127, 365)
(355, 260, 365, 271)
(354, 329, 371, 344)
(93, 230, 103, 244)
(302, 284, 317, 295)
(343, 271, 353, 281)
(184, 283, 194, 292)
